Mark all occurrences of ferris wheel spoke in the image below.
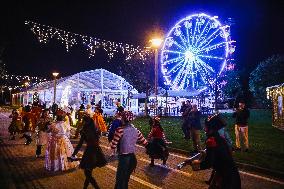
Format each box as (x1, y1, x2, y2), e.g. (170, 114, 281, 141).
(197, 28, 220, 48)
(196, 54, 224, 60)
(168, 59, 185, 74)
(180, 69, 190, 89)
(186, 27, 191, 46)
(195, 63, 214, 87)
(163, 50, 185, 55)
(172, 40, 186, 51)
(163, 56, 184, 65)
(171, 59, 189, 89)
(190, 21, 198, 46)
(196, 57, 215, 73)
(179, 32, 189, 49)
(198, 33, 223, 51)
(197, 41, 227, 54)
(194, 20, 210, 47)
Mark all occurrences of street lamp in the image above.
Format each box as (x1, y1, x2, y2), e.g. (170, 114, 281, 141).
(150, 38, 163, 115)
(8, 87, 12, 105)
(24, 82, 29, 105)
(52, 72, 59, 105)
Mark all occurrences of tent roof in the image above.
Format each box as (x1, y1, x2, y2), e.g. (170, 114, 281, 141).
(27, 69, 138, 93)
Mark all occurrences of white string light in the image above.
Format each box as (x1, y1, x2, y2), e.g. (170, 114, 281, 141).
(0, 74, 47, 90)
(25, 20, 152, 61)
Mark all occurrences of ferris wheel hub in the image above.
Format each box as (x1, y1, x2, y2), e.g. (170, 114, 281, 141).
(185, 50, 195, 62)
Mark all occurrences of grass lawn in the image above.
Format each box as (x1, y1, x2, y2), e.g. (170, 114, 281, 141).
(132, 109, 284, 173)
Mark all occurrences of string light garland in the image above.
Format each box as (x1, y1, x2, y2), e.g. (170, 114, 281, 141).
(25, 20, 152, 61)
(0, 74, 47, 90)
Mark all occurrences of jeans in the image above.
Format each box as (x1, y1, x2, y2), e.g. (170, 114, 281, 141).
(115, 153, 137, 189)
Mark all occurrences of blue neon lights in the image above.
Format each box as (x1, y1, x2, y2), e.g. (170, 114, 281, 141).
(161, 13, 230, 91)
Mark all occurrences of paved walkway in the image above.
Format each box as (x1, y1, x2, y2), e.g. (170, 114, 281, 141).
(0, 111, 283, 189)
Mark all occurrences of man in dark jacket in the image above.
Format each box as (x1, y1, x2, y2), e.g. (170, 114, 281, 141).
(233, 101, 250, 152)
(188, 104, 202, 153)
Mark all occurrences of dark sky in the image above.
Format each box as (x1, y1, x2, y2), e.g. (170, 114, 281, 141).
(1, 0, 284, 80)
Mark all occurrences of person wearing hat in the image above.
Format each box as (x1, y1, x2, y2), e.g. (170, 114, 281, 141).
(146, 116, 170, 167)
(233, 100, 250, 152)
(110, 111, 148, 189)
(190, 114, 241, 189)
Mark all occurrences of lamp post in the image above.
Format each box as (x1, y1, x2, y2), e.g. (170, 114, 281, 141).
(150, 38, 163, 115)
(24, 82, 29, 105)
(8, 87, 12, 105)
(52, 72, 59, 104)
(1, 87, 3, 104)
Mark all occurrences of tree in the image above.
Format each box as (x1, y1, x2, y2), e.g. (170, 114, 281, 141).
(0, 47, 6, 77)
(119, 55, 155, 116)
(249, 55, 284, 108)
(220, 69, 242, 98)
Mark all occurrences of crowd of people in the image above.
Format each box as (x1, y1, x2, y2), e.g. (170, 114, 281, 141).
(6, 99, 250, 189)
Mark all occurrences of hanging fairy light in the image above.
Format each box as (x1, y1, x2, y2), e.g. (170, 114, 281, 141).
(25, 20, 152, 61)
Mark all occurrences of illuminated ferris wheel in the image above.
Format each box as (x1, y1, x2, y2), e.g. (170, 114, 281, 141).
(161, 13, 231, 91)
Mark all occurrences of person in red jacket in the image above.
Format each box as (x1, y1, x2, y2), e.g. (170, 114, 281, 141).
(146, 116, 171, 167)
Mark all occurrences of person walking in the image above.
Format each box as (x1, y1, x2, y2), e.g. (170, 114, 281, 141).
(22, 106, 34, 145)
(233, 100, 250, 152)
(70, 115, 107, 189)
(146, 116, 170, 167)
(188, 104, 202, 154)
(110, 111, 148, 189)
(181, 100, 192, 140)
(35, 109, 52, 158)
(8, 109, 22, 140)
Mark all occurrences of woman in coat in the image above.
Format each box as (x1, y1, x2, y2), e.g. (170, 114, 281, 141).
(146, 116, 170, 167)
(70, 115, 107, 189)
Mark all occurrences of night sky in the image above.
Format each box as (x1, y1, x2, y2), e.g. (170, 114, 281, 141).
(1, 0, 284, 82)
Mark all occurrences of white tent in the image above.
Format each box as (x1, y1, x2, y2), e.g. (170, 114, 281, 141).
(13, 69, 138, 111)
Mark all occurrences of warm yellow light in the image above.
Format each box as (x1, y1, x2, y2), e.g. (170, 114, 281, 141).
(150, 38, 163, 48)
(24, 82, 29, 86)
(52, 72, 59, 77)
